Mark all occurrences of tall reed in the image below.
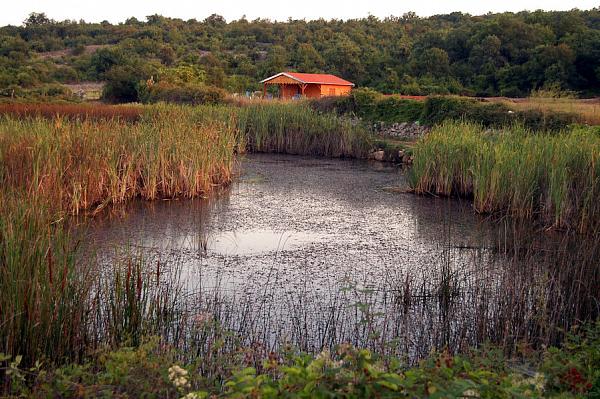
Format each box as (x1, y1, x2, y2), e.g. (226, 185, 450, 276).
(232, 102, 370, 158)
(410, 121, 600, 233)
(0, 104, 241, 366)
(0, 193, 89, 365)
(178, 102, 371, 158)
(0, 105, 240, 215)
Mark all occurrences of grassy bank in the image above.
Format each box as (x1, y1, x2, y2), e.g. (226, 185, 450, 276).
(494, 97, 600, 126)
(410, 121, 600, 233)
(310, 90, 588, 132)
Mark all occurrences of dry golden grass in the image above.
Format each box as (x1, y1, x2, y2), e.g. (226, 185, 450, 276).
(490, 97, 600, 125)
(0, 104, 240, 215)
(0, 102, 143, 122)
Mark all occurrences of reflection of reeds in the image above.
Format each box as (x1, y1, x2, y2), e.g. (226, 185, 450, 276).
(82, 225, 597, 368)
(410, 121, 600, 233)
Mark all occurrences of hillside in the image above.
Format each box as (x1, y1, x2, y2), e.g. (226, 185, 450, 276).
(1, 9, 600, 101)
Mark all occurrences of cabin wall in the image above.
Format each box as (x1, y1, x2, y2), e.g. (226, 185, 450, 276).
(304, 84, 322, 98)
(320, 84, 352, 96)
(280, 84, 300, 99)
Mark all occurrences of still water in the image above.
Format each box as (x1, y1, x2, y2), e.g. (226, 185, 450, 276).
(84, 154, 600, 358)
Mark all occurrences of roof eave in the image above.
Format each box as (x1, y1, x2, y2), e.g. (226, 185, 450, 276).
(260, 72, 305, 84)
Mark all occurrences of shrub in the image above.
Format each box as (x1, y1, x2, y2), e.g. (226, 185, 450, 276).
(309, 90, 424, 124)
(420, 96, 578, 131)
(102, 65, 140, 103)
(8, 322, 600, 397)
(375, 96, 424, 123)
(140, 82, 226, 105)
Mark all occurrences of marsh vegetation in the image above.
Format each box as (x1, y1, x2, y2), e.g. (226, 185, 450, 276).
(0, 102, 599, 396)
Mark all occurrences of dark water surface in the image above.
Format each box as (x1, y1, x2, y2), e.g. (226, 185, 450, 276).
(84, 154, 600, 358)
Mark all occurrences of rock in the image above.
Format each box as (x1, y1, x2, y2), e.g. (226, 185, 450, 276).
(376, 121, 430, 140)
(373, 150, 385, 161)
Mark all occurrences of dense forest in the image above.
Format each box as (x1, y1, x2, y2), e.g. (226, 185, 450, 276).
(1, 9, 600, 101)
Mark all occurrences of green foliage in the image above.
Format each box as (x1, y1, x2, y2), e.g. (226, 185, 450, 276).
(310, 89, 425, 123)
(312, 92, 577, 131)
(6, 321, 600, 397)
(157, 64, 207, 85)
(419, 97, 578, 131)
(139, 82, 227, 105)
(542, 321, 600, 395)
(2, 9, 600, 99)
(101, 65, 140, 102)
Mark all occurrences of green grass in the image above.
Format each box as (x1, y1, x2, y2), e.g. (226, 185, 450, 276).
(410, 121, 600, 233)
(231, 102, 371, 158)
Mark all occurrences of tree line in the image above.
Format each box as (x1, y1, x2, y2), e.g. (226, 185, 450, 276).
(1, 9, 599, 101)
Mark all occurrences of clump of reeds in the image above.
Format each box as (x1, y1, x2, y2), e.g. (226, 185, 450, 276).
(0, 104, 242, 366)
(232, 102, 371, 158)
(0, 102, 143, 122)
(410, 120, 600, 233)
(0, 192, 89, 365)
(0, 104, 240, 215)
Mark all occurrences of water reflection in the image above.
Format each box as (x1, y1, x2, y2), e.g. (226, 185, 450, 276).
(82, 154, 600, 360)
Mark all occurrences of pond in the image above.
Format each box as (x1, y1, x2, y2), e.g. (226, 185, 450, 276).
(83, 154, 600, 360)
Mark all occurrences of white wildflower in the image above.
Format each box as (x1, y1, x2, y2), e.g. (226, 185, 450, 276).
(462, 389, 479, 397)
(182, 393, 204, 399)
(168, 365, 190, 389)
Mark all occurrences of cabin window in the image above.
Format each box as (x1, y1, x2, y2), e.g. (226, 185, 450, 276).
(328, 88, 336, 96)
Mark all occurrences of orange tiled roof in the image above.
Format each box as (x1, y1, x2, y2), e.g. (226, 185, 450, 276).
(261, 72, 354, 86)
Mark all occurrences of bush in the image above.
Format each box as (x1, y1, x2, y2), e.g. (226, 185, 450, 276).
(421, 96, 577, 131)
(375, 96, 424, 123)
(140, 82, 226, 105)
(102, 65, 140, 103)
(309, 89, 424, 124)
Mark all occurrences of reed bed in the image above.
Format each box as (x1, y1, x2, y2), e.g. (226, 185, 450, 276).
(410, 121, 600, 233)
(0, 102, 143, 122)
(181, 102, 370, 158)
(0, 102, 371, 368)
(232, 102, 370, 158)
(0, 105, 240, 215)
(0, 193, 90, 365)
(0, 104, 241, 366)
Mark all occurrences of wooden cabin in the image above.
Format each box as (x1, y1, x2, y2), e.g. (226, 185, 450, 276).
(260, 72, 354, 99)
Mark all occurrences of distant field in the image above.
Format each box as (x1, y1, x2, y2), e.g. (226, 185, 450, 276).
(488, 97, 600, 125)
(63, 82, 104, 101)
